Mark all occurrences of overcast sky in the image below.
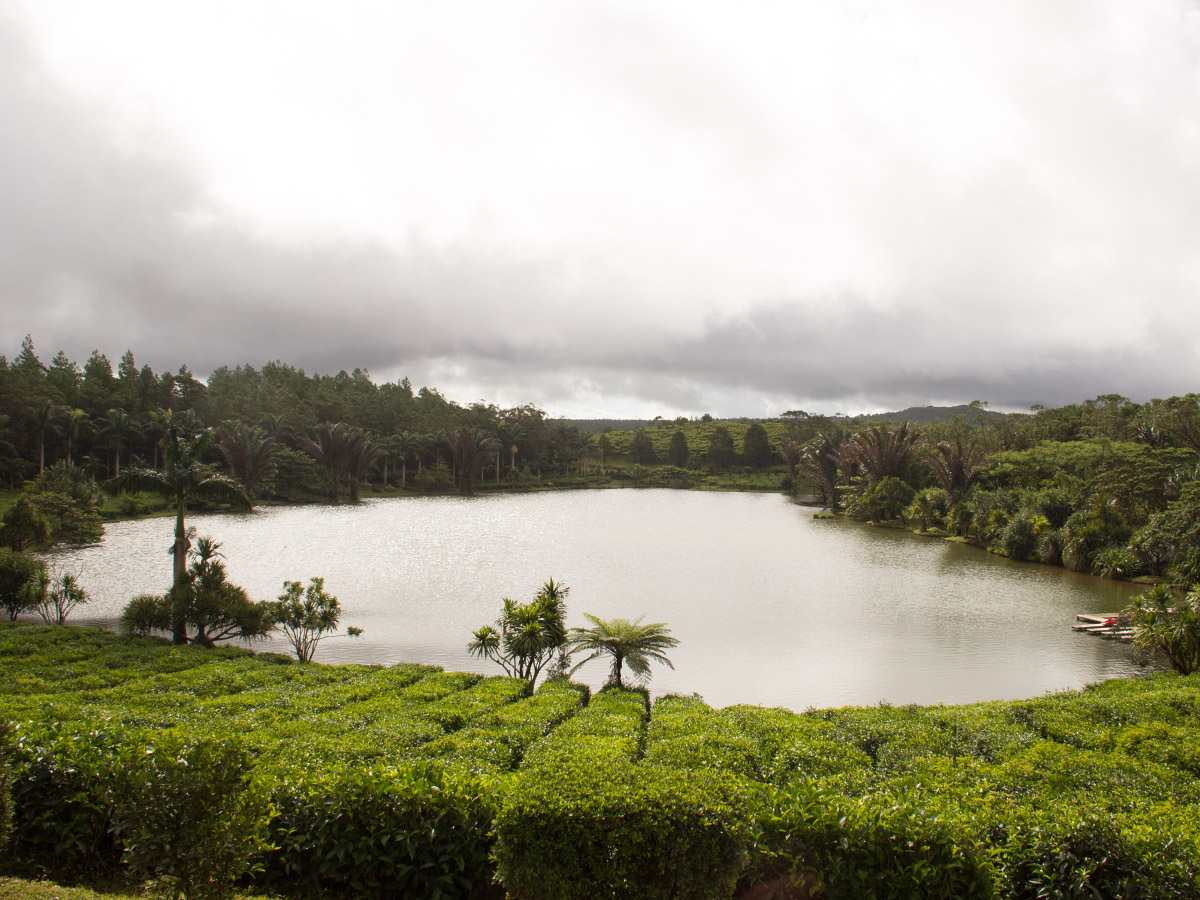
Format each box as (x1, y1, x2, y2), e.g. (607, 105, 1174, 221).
(1, 1, 1199, 418)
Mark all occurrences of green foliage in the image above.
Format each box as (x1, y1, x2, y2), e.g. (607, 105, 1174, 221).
(6, 626, 1200, 898)
(667, 429, 690, 467)
(0, 719, 11, 855)
(0, 551, 45, 621)
(1127, 585, 1200, 674)
(0, 498, 50, 552)
(271, 576, 343, 663)
(468, 578, 570, 682)
(742, 423, 773, 469)
(112, 735, 270, 900)
(704, 426, 737, 472)
(494, 763, 751, 900)
(569, 614, 679, 689)
(122, 538, 274, 648)
(628, 429, 659, 465)
(263, 762, 494, 900)
(857, 475, 915, 522)
(15, 463, 105, 548)
(32, 570, 89, 625)
(746, 783, 996, 900)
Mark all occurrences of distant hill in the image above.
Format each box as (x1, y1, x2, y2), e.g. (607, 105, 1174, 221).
(860, 404, 1006, 425)
(567, 405, 1008, 433)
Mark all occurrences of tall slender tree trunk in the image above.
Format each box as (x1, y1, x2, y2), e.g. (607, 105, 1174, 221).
(171, 500, 190, 644)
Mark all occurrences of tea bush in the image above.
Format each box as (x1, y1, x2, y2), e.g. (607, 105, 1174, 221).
(261, 761, 495, 900)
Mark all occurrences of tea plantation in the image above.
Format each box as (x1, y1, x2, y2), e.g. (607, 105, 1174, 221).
(3, 623, 1200, 899)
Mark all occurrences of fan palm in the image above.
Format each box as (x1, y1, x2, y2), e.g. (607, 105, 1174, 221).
(216, 422, 278, 500)
(109, 415, 249, 641)
(569, 614, 679, 689)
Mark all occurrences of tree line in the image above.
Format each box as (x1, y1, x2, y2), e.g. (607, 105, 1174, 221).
(0, 335, 596, 502)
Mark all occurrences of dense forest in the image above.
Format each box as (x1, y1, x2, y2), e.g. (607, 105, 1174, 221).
(3, 334, 1200, 604)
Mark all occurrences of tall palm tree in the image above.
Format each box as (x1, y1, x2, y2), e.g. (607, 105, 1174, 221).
(446, 426, 500, 494)
(56, 407, 91, 467)
(393, 430, 419, 486)
(109, 415, 249, 642)
(29, 404, 58, 474)
(96, 408, 137, 478)
(569, 614, 679, 689)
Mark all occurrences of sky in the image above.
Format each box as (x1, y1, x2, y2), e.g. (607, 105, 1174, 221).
(1, 1, 1199, 419)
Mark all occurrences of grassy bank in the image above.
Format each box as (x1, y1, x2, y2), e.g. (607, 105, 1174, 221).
(2, 624, 1199, 898)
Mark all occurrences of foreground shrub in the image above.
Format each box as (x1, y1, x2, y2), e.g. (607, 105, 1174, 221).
(997, 800, 1200, 900)
(494, 764, 750, 900)
(113, 735, 269, 899)
(744, 783, 996, 900)
(6, 722, 126, 881)
(261, 761, 495, 900)
(0, 720, 10, 853)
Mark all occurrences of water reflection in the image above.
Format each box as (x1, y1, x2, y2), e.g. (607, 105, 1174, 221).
(42, 490, 1145, 711)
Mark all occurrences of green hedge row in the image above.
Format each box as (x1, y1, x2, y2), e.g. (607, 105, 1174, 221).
(519, 686, 648, 773)
(419, 678, 588, 773)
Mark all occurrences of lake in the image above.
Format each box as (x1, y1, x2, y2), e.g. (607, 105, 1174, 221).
(42, 489, 1145, 710)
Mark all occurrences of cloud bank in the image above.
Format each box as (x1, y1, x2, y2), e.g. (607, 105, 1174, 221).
(1, 1, 1199, 417)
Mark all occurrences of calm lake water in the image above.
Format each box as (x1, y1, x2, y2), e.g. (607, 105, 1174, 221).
(42, 490, 1145, 711)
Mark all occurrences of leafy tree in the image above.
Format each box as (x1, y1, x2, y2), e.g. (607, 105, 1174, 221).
(906, 487, 949, 532)
(628, 430, 658, 465)
(297, 422, 377, 503)
(742, 423, 773, 469)
(568, 614, 678, 689)
(704, 426, 736, 472)
(121, 537, 273, 647)
(666, 430, 690, 467)
(23, 462, 105, 547)
(0, 549, 45, 620)
(857, 476, 916, 522)
(0, 496, 51, 551)
(110, 417, 249, 640)
(468, 579, 570, 683)
(272, 577, 358, 663)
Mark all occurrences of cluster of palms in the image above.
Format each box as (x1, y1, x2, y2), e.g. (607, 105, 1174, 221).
(468, 580, 679, 690)
(782, 421, 982, 515)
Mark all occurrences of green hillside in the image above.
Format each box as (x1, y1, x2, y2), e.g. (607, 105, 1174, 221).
(2, 624, 1199, 898)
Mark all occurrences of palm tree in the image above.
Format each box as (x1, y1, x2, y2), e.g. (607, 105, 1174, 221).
(799, 428, 849, 509)
(109, 415, 249, 642)
(96, 408, 137, 477)
(569, 614, 679, 689)
(216, 422, 278, 500)
(446, 426, 500, 494)
(56, 407, 91, 467)
(297, 422, 374, 503)
(841, 423, 920, 485)
(393, 431, 419, 486)
(29, 404, 58, 474)
(926, 437, 983, 497)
